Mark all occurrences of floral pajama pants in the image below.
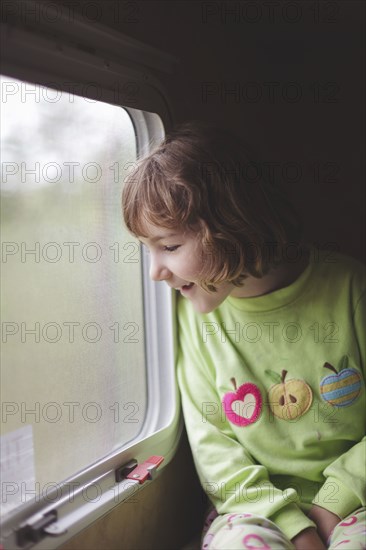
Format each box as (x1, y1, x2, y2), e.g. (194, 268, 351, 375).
(201, 507, 366, 550)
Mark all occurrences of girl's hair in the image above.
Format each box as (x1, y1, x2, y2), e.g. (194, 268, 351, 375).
(122, 121, 302, 292)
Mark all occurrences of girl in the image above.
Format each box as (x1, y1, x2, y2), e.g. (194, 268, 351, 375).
(122, 122, 365, 550)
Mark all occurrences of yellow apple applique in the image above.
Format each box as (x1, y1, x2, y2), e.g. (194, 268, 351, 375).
(266, 369, 313, 421)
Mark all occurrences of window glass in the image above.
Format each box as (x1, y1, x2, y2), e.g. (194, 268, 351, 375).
(0, 76, 146, 516)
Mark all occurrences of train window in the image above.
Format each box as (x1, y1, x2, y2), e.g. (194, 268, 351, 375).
(0, 45, 179, 550)
(1, 74, 151, 516)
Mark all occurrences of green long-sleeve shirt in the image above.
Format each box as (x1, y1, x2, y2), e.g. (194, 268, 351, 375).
(177, 246, 366, 540)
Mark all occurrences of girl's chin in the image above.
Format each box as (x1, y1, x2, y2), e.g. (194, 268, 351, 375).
(179, 283, 231, 313)
(190, 297, 218, 315)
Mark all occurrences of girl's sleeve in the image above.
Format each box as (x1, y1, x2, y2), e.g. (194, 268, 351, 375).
(311, 437, 366, 517)
(311, 289, 366, 517)
(176, 318, 316, 541)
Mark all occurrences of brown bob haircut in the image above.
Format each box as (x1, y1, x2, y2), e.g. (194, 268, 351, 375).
(122, 121, 302, 292)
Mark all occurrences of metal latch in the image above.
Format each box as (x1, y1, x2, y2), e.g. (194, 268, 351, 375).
(16, 510, 57, 547)
(115, 455, 164, 484)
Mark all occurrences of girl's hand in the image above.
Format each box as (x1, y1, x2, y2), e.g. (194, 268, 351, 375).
(291, 527, 327, 550)
(308, 504, 341, 544)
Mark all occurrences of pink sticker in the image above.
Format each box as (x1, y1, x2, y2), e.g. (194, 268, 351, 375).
(339, 516, 357, 526)
(332, 540, 351, 548)
(202, 532, 215, 549)
(342, 525, 366, 535)
(243, 533, 271, 550)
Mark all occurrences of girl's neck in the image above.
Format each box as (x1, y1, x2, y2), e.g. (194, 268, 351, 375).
(230, 246, 310, 299)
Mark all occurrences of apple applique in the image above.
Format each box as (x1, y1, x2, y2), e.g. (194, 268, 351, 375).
(320, 355, 362, 407)
(266, 369, 313, 421)
(222, 378, 262, 427)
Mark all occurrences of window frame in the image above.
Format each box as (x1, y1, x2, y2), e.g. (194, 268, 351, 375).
(0, 2, 181, 548)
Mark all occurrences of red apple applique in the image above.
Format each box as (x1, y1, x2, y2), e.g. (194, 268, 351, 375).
(266, 369, 313, 421)
(320, 355, 362, 407)
(222, 378, 262, 427)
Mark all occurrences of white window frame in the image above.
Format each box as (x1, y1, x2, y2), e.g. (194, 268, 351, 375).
(0, 2, 181, 548)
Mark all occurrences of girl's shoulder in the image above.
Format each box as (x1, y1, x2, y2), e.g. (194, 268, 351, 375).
(308, 245, 366, 313)
(309, 245, 365, 284)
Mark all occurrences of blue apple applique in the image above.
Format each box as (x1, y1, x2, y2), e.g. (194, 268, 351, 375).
(320, 355, 362, 407)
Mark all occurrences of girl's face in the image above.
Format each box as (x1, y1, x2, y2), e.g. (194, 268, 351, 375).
(138, 222, 235, 314)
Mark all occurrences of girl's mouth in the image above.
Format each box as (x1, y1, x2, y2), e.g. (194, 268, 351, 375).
(181, 282, 194, 292)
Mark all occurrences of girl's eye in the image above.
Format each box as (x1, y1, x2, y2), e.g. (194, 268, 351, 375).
(164, 245, 180, 252)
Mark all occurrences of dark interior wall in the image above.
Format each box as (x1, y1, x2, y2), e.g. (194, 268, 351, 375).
(79, 0, 365, 263)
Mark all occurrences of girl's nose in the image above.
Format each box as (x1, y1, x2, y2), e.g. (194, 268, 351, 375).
(149, 254, 171, 282)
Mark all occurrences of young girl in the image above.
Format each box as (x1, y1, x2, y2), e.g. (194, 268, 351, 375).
(122, 122, 365, 550)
